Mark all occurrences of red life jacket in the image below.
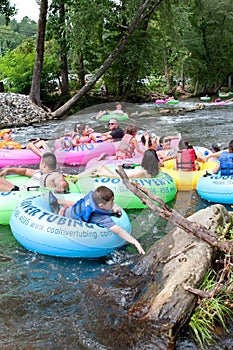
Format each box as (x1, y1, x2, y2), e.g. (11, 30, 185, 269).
(176, 148, 196, 171)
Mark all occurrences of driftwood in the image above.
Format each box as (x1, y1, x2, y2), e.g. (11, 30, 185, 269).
(107, 166, 233, 348)
(116, 166, 232, 254)
(76, 168, 232, 350)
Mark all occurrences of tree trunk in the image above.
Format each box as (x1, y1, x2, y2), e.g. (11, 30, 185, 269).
(59, 2, 70, 100)
(51, 0, 164, 118)
(30, 0, 48, 106)
(78, 53, 85, 87)
(164, 51, 172, 91)
(127, 204, 231, 349)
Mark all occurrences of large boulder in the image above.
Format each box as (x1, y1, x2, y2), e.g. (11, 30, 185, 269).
(0, 93, 52, 128)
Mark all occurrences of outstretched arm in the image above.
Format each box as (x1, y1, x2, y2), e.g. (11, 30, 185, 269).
(204, 150, 223, 161)
(110, 224, 145, 255)
(0, 167, 35, 177)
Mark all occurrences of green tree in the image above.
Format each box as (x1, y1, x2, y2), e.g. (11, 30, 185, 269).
(47, 0, 71, 100)
(0, 15, 37, 54)
(0, 39, 36, 93)
(52, 0, 164, 118)
(0, 0, 16, 24)
(186, 0, 233, 93)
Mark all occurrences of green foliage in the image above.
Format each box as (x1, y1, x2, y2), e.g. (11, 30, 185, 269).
(0, 39, 35, 93)
(0, 38, 61, 95)
(0, 0, 16, 24)
(2, 0, 233, 99)
(189, 216, 233, 349)
(0, 14, 37, 54)
(189, 269, 232, 349)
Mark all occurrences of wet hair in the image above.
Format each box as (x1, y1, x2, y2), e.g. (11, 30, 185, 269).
(141, 135, 152, 147)
(93, 186, 114, 205)
(159, 136, 170, 145)
(42, 152, 57, 170)
(141, 149, 159, 176)
(178, 139, 193, 149)
(125, 124, 138, 136)
(79, 124, 89, 135)
(228, 140, 233, 152)
(212, 143, 220, 152)
(73, 123, 80, 132)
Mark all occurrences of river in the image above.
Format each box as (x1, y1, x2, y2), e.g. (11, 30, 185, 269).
(0, 100, 233, 349)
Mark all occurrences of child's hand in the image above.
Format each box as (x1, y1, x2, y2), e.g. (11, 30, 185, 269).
(112, 204, 122, 218)
(134, 241, 145, 255)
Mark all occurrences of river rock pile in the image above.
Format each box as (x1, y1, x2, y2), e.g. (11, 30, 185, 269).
(0, 93, 53, 128)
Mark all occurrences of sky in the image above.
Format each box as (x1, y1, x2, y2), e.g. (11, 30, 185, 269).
(11, 0, 40, 22)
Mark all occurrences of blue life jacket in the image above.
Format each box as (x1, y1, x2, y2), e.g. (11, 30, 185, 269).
(219, 151, 233, 176)
(67, 191, 113, 222)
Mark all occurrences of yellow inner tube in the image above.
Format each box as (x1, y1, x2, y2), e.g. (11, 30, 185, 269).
(161, 160, 217, 191)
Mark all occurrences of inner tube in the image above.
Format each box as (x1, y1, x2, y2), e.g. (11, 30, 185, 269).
(74, 171, 177, 209)
(98, 113, 129, 121)
(10, 193, 131, 258)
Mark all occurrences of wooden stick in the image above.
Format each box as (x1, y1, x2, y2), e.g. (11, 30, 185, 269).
(116, 166, 233, 255)
(184, 255, 232, 299)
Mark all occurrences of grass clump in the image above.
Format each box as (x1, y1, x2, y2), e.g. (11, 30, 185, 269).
(189, 216, 233, 349)
(189, 269, 232, 349)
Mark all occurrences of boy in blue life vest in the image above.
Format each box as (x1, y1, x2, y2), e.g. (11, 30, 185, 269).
(49, 186, 145, 255)
(212, 140, 233, 176)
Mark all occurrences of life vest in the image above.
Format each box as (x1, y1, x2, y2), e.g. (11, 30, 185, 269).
(219, 151, 233, 176)
(64, 191, 113, 222)
(115, 134, 135, 160)
(176, 148, 196, 171)
(0, 140, 22, 149)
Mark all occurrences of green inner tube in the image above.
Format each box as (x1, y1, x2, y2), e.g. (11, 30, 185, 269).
(200, 96, 211, 101)
(98, 113, 129, 121)
(166, 100, 179, 105)
(0, 175, 78, 225)
(218, 92, 231, 98)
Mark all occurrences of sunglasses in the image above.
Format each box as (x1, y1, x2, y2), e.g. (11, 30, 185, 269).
(108, 122, 116, 125)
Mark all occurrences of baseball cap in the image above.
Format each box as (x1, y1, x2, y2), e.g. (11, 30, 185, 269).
(0, 129, 12, 138)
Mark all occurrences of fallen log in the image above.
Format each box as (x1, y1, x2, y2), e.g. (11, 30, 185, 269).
(114, 166, 232, 346)
(80, 193, 232, 349)
(77, 167, 232, 350)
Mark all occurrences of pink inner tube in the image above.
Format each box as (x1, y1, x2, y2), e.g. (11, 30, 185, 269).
(155, 99, 165, 104)
(211, 101, 225, 106)
(54, 132, 103, 149)
(55, 141, 116, 165)
(0, 148, 41, 167)
(85, 153, 143, 169)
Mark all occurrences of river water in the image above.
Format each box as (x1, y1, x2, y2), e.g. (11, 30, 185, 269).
(0, 100, 233, 349)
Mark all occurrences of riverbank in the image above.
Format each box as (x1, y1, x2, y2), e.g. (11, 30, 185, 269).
(0, 93, 52, 128)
